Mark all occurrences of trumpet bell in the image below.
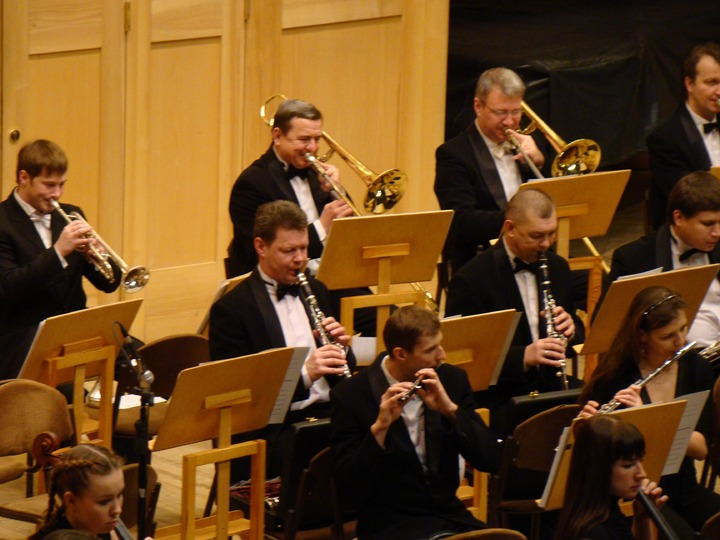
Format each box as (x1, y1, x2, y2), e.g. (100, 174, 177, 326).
(365, 168, 408, 214)
(552, 138, 601, 177)
(123, 266, 150, 293)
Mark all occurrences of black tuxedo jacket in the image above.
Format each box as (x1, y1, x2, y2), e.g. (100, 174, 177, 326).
(434, 123, 538, 271)
(445, 242, 584, 401)
(226, 145, 334, 277)
(609, 224, 720, 283)
(647, 105, 714, 230)
(208, 269, 355, 404)
(0, 193, 120, 379)
(330, 359, 499, 540)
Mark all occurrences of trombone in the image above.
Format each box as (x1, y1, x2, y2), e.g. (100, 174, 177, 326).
(516, 101, 601, 177)
(261, 94, 407, 214)
(51, 200, 150, 293)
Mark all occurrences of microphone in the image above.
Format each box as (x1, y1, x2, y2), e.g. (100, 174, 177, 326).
(117, 322, 154, 389)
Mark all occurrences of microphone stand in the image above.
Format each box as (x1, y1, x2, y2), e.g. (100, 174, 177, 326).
(119, 324, 154, 540)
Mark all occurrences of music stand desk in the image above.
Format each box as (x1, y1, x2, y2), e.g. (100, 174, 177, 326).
(316, 210, 453, 347)
(441, 310, 520, 391)
(18, 299, 143, 446)
(152, 347, 295, 540)
(519, 169, 630, 259)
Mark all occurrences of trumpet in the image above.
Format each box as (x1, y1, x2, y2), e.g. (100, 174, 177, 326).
(50, 200, 150, 293)
(296, 271, 351, 378)
(538, 253, 569, 390)
(597, 341, 696, 414)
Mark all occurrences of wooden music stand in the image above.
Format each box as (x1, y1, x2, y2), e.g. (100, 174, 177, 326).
(581, 265, 718, 362)
(151, 347, 295, 540)
(518, 170, 630, 261)
(316, 210, 453, 351)
(540, 400, 686, 511)
(18, 299, 143, 447)
(441, 310, 520, 391)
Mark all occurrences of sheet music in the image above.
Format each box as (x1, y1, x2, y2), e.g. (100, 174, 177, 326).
(662, 390, 710, 475)
(617, 267, 662, 280)
(268, 347, 308, 425)
(539, 425, 572, 508)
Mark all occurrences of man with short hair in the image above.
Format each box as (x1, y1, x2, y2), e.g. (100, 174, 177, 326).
(445, 189, 583, 428)
(0, 139, 121, 379)
(610, 170, 720, 347)
(226, 99, 352, 278)
(647, 43, 720, 230)
(330, 305, 499, 540)
(210, 200, 354, 477)
(434, 67, 546, 272)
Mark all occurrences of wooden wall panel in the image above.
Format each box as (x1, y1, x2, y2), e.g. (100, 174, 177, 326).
(28, 0, 103, 54)
(147, 38, 221, 268)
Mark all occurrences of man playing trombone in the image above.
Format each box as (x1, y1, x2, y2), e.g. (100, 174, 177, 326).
(434, 67, 546, 274)
(0, 139, 121, 380)
(226, 98, 352, 278)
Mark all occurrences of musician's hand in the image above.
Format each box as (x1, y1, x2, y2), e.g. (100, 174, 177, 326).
(523, 337, 566, 370)
(319, 317, 351, 348)
(316, 162, 341, 192)
(576, 400, 598, 418)
(612, 384, 643, 408)
(415, 368, 458, 420)
(633, 480, 667, 518)
(543, 306, 575, 339)
(507, 130, 544, 167)
(319, 199, 353, 231)
(55, 219, 94, 257)
(372, 382, 416, 447)
(305, 344, 348, 381)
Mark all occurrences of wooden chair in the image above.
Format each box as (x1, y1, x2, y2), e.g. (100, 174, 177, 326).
(444, 529, 527, 539)
(488, 404, 580, 540)
(0, 380, 74, 522)
(110, 334, 209, 456)
(701, 510, 720, 539)
(700, 376, 720, 491)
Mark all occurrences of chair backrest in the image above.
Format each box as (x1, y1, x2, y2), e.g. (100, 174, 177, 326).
(445, 529, 528, 539)
(137, 333, 209, 398)
(0, 380, 73, 456)
(512, 404, 580, 472)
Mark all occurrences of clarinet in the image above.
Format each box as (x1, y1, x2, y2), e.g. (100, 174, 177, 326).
(636, 489, 679, 540)
(296, 271, 351, 378)
(538, 253, 569, 390)
(597, 341, 696, 414)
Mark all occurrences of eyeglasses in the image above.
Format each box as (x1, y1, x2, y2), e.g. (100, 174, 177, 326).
(481, 102, 523, 119)
(641, 294, 678, 319)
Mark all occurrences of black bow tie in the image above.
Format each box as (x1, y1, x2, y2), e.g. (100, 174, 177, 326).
(704, 122, 719, 134)
(285, 165, 309, 181)
(513, 258, 541, 274)
(276, 282, 301, 300)
(679, 247, 709, 262)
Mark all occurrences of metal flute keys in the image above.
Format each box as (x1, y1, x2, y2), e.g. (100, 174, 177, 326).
(538, 253, 569, 390)
(597, 341, 696, 414)
(296, 271, 351, 378)
(398, 363, 443, 402)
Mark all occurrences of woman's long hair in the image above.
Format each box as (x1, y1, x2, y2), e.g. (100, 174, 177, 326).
(580, 286, 686, 404)
(554, 415, 645, 539)
(30, 444, 123, 540)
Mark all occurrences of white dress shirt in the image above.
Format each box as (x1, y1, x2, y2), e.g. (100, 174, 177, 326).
(476, 121, 523, 202)
(687, 104, 720, 166)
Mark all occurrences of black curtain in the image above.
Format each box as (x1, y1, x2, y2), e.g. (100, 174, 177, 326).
(446, 0, 720, 166)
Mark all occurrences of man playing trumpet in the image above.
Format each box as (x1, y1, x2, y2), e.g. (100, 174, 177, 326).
(0, 139, 121, 380)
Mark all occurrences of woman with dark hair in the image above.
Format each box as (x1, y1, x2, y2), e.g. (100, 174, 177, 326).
(580, 286, 720, 537)
(555, 415, 665, 539)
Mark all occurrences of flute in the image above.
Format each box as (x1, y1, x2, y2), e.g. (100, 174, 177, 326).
(398, 363, 443, 402)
